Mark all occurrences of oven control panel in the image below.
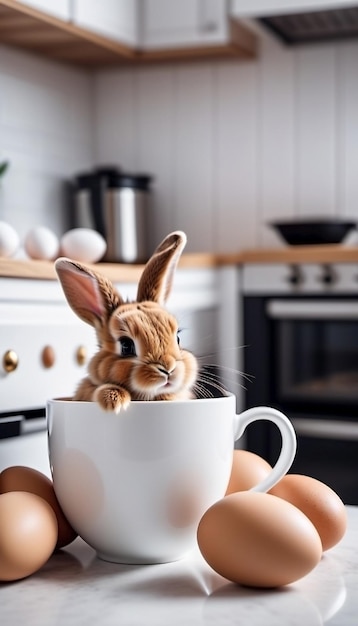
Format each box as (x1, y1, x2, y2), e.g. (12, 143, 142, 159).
(242, 263, 358, 294)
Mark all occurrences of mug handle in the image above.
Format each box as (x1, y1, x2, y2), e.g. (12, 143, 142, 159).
(234, 406, 297, 493)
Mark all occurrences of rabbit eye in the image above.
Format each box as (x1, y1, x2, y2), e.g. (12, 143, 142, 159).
(177, 330, 181, 345)
(118, 337, 136, 357)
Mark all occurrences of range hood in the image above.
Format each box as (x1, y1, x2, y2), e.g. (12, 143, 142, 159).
(258, 5, 358, 44)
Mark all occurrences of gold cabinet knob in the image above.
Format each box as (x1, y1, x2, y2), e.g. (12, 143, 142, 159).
(76, 345, 87, 366)
(3, 350, 19, 373)
(42, 345, 55, 369)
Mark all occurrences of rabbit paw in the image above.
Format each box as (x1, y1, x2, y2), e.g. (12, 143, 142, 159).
(94, 385, 131, 413)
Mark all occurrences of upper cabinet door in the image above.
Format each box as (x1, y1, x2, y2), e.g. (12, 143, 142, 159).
(17, 0, 71, 20)
(142, 0, 228, 49)
(72, 0, 139, 46)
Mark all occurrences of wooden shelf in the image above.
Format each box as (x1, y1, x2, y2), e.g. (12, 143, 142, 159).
(0, 0, 257, 67)
(0, 0, 135, 66)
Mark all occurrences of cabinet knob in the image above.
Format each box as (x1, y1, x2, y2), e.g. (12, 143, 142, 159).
(3, 349, 19, 373)
(76, 345, 87, 366)
(42, 345, 55, 368)
(286, 265, 304, 286)
(320, 264, 336, 286)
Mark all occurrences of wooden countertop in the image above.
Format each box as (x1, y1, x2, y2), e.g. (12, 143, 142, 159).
(1, 245, 358, 280)
(219, 244, 358, 265)
(0, 253, 218, 281)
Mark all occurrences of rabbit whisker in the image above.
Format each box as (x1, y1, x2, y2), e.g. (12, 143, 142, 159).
(199, 362, 255, 384)
(192, 381, 216, 399)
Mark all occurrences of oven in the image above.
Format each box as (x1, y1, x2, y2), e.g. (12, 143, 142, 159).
(0, 276, 97, 477)
(242, 262, 358, 505)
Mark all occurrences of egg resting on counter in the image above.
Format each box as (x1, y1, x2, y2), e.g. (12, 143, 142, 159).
(225, 449, 272, 494)
(0, 491, 58, 582)
(0, 466, 77, 550)
(224, 451, 347, 552)
(197, 491, 323, 588)
(269, 474, 347, 551)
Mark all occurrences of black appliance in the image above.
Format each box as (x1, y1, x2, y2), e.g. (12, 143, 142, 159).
(242, 262, 358, 504)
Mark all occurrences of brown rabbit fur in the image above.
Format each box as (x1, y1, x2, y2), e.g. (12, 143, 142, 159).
(55, 231, 198, 412)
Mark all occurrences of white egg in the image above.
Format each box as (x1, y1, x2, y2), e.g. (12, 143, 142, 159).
(0, 221, 20, 258)
(60, 228, 107, 263)
(24, 226, 60, 260)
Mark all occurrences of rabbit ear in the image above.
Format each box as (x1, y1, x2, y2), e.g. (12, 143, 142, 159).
(136, 231, 187, 305)
(55, 258, 123, 327)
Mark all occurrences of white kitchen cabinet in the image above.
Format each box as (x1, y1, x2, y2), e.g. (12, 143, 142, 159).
(17, 0, 70, 20)
(141, 0, 229, 49)
(72, 0, 139, 46)
(231, 0, 358, 17)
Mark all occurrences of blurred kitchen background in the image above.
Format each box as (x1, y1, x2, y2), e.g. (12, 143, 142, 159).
(2, 1, 358, 504)
(1, 0, 358, 254)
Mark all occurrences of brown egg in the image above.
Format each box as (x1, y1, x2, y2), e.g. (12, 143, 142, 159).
(0, 491, 58, 581)
(225, 449, 272, 494)
(0, 466, 77, 550)
(197, 491, 322, 588)
(269, 474, 347, 551)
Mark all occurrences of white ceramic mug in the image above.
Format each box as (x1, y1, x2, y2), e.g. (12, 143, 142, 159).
(47, 394, 296, 564)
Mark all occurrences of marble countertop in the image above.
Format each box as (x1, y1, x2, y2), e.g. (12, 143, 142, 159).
(1, 506, 357, 626)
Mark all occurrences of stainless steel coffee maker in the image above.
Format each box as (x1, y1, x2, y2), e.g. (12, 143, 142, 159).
(69, 167, 153, 263)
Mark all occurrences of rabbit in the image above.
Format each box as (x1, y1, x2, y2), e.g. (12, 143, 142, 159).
(55, 231, 198, 412)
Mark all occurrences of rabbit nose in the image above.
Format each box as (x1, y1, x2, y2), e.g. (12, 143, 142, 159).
(158, 364, 176, 377)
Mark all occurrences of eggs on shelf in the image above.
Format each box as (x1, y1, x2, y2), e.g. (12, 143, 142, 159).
(0, 223, 107, 263)
(24, 226, 60, 260)
(0, 221, 20, 257)
(60, 228, 107, 263)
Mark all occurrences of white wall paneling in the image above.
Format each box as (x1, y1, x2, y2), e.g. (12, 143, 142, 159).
(215, 60, 258, 252)
(3, 22, 358, 254)
(135, 67, 176, 251)
(258, 32, 295, 248)
(95, 32, 358, 253)
(172, 64, 215, 252)
(94, 70, 137, 171)
(337, 44, 358, 223)
(0, 46, 94, 245)
(296, 45, 337, 219)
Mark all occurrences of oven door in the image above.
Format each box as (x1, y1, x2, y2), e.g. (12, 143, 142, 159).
(267, 299, 358, 416)
(243, 295, 358, 504)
